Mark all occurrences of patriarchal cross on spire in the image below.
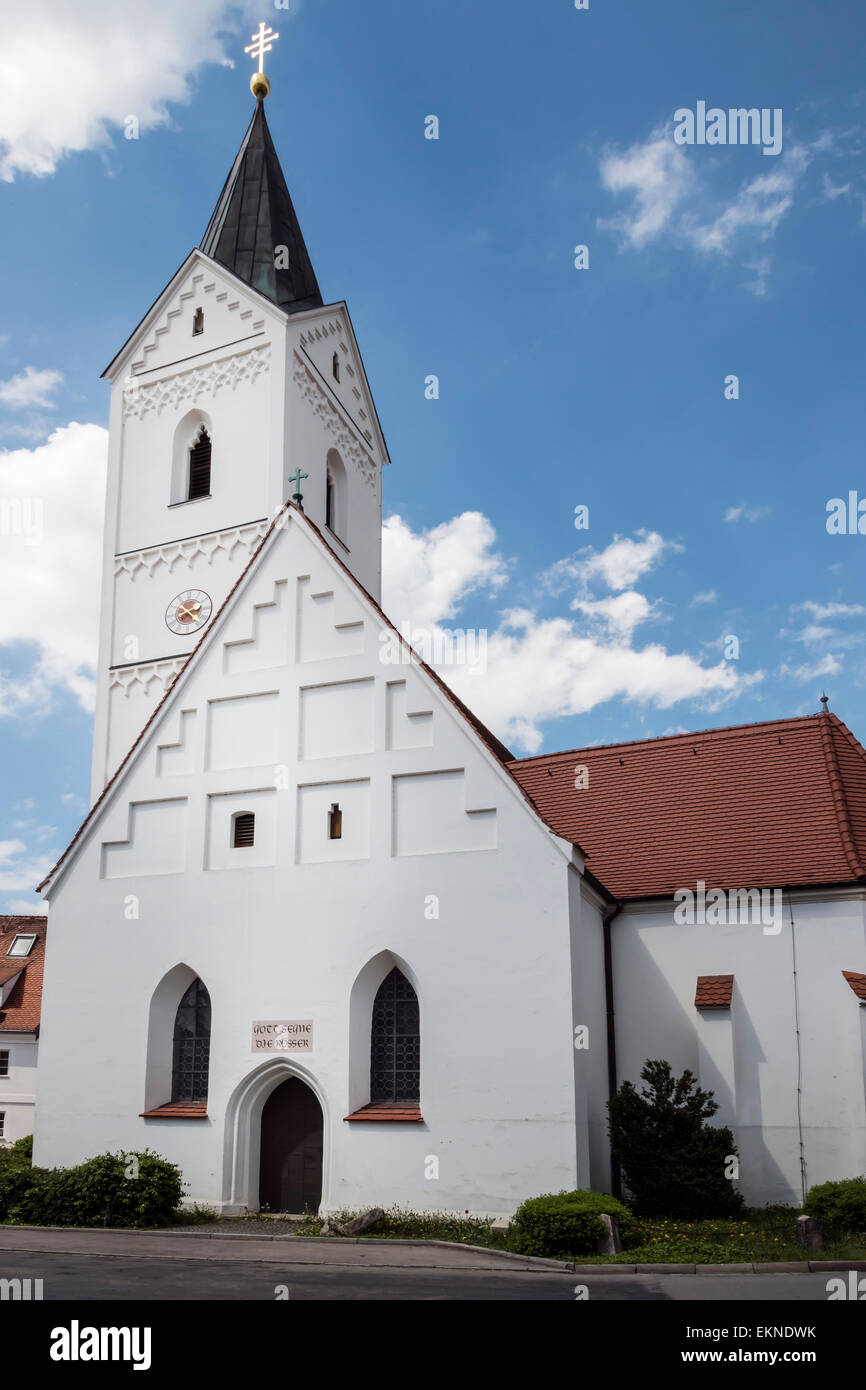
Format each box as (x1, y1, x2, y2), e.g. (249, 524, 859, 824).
(245, 22, 279, 99)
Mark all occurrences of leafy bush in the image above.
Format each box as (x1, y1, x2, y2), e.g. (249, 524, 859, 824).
(0, 1150, 183, 1228)
(0, 1135, 33, 1169)
(803, 1177, 866, 1235)
(607, 1060, 744, 1218)
(510, 1189, 637, 1257)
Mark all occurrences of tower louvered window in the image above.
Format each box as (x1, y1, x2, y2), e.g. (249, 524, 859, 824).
(171, 978, 211, 1104)
(188, 427, 212, 500)
(370, 968, 420, 1103)
(233, 812, 255, 847)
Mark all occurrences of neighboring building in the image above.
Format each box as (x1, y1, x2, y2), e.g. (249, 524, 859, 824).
(31, 82, 866, 1215)
(0, 917, 46, 1147)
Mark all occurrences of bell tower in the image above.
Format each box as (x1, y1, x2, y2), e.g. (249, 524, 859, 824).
(89, 35, 390, 801)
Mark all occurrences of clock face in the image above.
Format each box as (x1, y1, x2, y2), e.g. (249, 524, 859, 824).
(165, 589, 213, 636)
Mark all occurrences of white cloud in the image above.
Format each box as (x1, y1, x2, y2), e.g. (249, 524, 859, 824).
(570, 591, 658, 640)
(0, 839, 54, 894)
(449, 610, 759, 755)
(382, 513, 760, 755)
(0, 367, 64, 410)
(599, 128, 694, 248)
(780, 654, 842, 682)
(800, 600, 865, 621)
(381, 512, 508, 629)
(548, 530, 677, 594)
(0, 1, 264, 181)
(690, 589, 718, 606)
(687, 146, 812, 255)
(0, 422, 107, 713)
(725, 503, 771, 524)
(3, 898, 48, 916)
(822, 172, 852, 201)
(599, 126, 818, 292)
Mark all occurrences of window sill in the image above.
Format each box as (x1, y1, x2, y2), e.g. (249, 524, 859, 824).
(140, 1103, 208, 1119)
(344, 1103, 423, 1123)
(324, 524, 349, 553)
(168, 496, 212, 508)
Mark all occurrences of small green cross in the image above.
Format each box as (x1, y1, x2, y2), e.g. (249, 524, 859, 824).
(288, 467, 309, 509)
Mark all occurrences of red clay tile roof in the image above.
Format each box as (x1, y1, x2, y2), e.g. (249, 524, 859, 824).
(695, 975, 734, 1008)
(508, 713, 866, 900)
(140, 1103, 208, 1119)
(344, 1103, 424, 1122)
(0, 917, 47, 1033)
(842, 970, 866, 1002)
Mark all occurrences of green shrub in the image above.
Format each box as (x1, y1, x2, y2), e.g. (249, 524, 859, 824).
(0, 1135, 33, 1171)
(0, 1150, 183, 1228)
(608, 1060, 744, 1218)
(510, 1189, 637, 1257)
(0, 1166, 39, 1219)
(803, 1177, 866, 1235)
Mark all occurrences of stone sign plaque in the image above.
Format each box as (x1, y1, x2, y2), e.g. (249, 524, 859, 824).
(252, 1020, 314, 1053)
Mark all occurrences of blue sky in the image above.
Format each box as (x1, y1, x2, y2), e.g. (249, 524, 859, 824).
(1, 0, 865, 909)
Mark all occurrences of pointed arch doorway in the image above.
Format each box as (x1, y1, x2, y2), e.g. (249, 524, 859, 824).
(258, 1077, 323, 1213)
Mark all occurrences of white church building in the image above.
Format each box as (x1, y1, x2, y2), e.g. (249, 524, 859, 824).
(33, 79, 866, 1217)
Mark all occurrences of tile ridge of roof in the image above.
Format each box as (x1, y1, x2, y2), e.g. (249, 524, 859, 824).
(508, 712, 823, 764)
(818, 712, 866, 880)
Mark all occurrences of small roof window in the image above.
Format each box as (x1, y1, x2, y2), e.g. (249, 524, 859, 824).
(7, 934, 37, 958)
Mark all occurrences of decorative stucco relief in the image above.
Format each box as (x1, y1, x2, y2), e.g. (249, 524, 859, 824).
(292, 355, 377, 489)
(114, 519, 269, 580)
(122, 343, 271, 420)
(109, 657, 187, 699)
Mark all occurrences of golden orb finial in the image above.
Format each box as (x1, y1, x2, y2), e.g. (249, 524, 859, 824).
(245, 21, 279, 99)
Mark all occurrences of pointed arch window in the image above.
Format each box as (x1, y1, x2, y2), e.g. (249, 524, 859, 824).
(187, 427, 212, 501)
(332, 351, 340, 382)
(370, 968, 420, 1103)
(171, 978, 211, 1104)
(324, 448, 346, 541)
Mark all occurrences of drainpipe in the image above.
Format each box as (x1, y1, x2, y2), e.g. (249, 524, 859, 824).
(602, 901, 623, 1197)
(785, 889, 808, 1205)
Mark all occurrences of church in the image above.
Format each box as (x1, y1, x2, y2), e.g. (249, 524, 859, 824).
(32, 47, 866, 1218)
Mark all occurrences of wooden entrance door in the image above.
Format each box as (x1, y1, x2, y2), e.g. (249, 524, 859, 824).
(259, 1078, 323, 1213)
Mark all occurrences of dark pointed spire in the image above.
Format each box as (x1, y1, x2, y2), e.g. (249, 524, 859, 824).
(200, 99, 322, 314)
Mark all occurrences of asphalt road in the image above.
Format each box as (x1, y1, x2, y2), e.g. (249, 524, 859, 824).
(0, 1228, 844, 1301)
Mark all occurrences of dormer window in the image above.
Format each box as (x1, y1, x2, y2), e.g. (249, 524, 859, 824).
(233, 812, 255, 848)
(7, 934, 36, 958)
(328, 804, 342, 840)
(188, 427, 211, 501)
(332, 351, 340, 383)
(193, 307, 204, 336)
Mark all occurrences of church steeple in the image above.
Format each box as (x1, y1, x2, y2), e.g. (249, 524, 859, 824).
(199, 98, 323, 314)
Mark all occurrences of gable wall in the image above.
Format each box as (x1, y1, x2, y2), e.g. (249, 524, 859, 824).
(612, 892, 866, 1204)
(37, 516, 585, 1215)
